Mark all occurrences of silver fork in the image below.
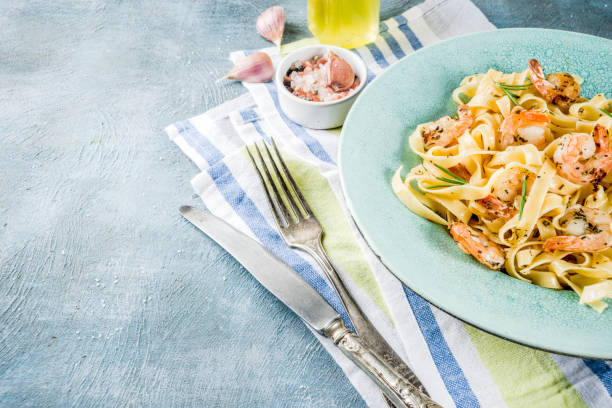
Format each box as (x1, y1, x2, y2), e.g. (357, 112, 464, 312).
(246, 138, 435, 407)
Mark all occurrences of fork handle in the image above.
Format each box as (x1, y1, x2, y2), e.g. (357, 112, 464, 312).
(324, 318, 441, 408)
(304, 239, 432, 399)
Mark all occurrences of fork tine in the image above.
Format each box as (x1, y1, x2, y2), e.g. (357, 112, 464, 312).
(246, 146, 286, 227)
(253, 142, 295, 225)
(261, 141, 304, 221)
(269, 137, 314, 217)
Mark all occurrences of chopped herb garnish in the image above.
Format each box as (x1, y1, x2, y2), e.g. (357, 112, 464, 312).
(599, 107, 612, 119)
(518, 175, 527, 220)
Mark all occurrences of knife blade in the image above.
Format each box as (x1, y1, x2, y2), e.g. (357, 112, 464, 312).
(179, 205, 339, 331)
(179, 206, 441, 408)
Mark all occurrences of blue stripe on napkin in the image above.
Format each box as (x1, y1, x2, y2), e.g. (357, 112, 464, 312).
(175, 120, 224, 165)
(366, 43, 390, 69)
(394, 15, 424, 50)
(583, 359, 612, 397)
(379, 23, 407, 60)
(403, 286, 480, 407)
(239, 108, 259, 123)
(240, 109, 271, 143)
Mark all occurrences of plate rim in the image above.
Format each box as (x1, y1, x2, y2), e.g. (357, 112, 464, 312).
(338, 27, 612, 359)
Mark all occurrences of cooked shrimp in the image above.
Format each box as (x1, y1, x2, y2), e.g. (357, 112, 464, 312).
(422, 104, 473, 149)
(499, 107, 550, 150)
(476, 167, 526, 218)
(553, 124, 612, 185)
(543, 206, 612, 252)
(476, 195, 516, 219)
(450, 222, 505, 270)
(528, 59, 581, 113)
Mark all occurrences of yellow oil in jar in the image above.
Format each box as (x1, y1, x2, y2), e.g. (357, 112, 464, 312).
(308, 0, 380, 49)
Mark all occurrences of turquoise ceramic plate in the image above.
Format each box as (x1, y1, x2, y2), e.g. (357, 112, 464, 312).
(340, 29, 612, 358)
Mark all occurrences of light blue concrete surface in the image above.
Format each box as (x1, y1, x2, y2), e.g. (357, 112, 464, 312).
(1, 1, 610, 407)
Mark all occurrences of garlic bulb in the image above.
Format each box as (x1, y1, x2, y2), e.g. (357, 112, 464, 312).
(256, 6, 285, 47)
(327, 51, 355, 92)
(222, 52, 274, 83)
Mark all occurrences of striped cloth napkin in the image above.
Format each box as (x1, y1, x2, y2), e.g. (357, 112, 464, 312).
(166, 0, 612, 406)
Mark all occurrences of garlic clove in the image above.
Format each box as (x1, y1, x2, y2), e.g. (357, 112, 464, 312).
(256, 6, 285, 47)
(327, 51, 355, 92)
(222, 52, 274, 83)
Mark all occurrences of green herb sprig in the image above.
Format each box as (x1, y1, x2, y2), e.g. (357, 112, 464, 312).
(436, 177, 465, 185)
(496, 82, 525, 107)
(425, 164, 468, 190)
(518, 175, 527, 220)
(458, 92, 472, 104)
(433, 164, 467, 184)
(496, 83, 531, 90)
(599, 107, 612, 119)
(426, 184, 456, 189)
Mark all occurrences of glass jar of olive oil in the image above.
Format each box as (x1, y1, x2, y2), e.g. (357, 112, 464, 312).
(308, 0, 380, 49)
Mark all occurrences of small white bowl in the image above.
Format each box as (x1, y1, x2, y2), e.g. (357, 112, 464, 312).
(275, 45, 367, 130)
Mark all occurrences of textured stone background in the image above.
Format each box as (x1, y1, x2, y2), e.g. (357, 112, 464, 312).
(1, 0, 610, 406)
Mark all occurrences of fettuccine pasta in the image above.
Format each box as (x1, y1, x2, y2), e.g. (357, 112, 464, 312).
(393, 59, 612, 311)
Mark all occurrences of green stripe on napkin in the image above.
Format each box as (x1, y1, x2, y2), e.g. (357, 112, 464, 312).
(464, 325, 587, 408)
(286, 156, 392, 320)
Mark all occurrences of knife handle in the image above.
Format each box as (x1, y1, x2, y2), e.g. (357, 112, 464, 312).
(324, 318, 442, 408)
